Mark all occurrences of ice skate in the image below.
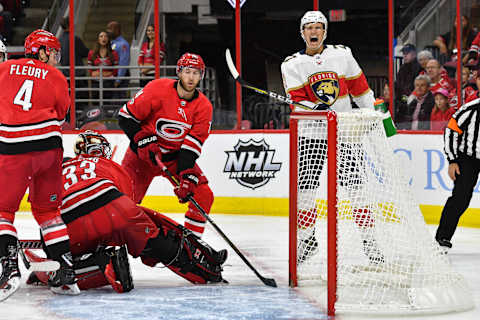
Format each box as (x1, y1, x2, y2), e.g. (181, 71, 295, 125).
(0, 245, 21, 302)
(362, 238, 385, 265)
(48, 253, 80, 295)
(437, 238, 452, 255)
(297, 233, 319, 264)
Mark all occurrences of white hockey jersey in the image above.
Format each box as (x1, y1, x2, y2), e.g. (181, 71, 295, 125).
(281, 45, 375, 112)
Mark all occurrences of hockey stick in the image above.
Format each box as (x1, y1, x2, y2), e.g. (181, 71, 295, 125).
(155, 155, 277, 287)
(18, 240, 60, 272)
(225, 48, 314, 111)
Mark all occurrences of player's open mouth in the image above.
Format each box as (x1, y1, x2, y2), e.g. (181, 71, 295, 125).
(310, 36, 319, 43)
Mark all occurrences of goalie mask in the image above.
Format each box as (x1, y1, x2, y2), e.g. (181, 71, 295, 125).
(300, 11, 328, 46)
(74, 130, 112, 159)
(0, 39, 6, 62)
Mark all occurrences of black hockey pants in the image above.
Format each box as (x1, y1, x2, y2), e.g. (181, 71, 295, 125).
(435, 155, 480, 242)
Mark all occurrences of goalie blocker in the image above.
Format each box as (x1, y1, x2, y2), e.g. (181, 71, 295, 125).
(25, 207, 227, 292)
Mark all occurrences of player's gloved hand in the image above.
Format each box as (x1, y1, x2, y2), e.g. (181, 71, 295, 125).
(174, 169, 199, 203)
(134, 130, 160, 165)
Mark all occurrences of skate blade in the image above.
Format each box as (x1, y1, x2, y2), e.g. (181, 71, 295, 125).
(0, 277, 21, 302)
(50, 283, 81, 295)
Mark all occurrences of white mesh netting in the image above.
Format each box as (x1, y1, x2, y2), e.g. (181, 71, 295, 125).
(293, 109, 473, 314)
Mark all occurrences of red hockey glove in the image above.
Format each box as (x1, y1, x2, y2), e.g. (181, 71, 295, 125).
(134, 130, 160, 165)
(174, 169, 199, 203)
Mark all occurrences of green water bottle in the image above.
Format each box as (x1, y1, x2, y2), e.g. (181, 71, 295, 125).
(374, 99, 397, 137)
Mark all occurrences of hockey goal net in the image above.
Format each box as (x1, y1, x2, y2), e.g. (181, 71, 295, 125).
(289, 109, 473, 315)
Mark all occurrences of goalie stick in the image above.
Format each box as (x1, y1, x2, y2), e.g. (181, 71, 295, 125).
(155, 155, 277, 288)
(18, 240, 60, 272)
(225, 48, 314, 111)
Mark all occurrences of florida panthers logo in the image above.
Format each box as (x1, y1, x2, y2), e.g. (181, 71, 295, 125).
(309, 72, 340, 107)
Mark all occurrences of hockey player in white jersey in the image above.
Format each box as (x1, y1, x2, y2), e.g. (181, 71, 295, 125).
(281, 11, 383, 265)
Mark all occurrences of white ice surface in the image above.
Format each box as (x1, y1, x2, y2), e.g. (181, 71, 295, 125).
(1, 212, 479, 320)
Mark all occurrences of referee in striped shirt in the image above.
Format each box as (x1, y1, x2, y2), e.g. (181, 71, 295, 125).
(435, 99, 480, 252)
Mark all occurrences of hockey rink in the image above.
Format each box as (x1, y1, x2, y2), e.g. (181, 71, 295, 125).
(2, 212, 480, 320)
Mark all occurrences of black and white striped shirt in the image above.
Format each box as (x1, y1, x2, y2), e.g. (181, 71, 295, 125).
(444, 98, 480, 162)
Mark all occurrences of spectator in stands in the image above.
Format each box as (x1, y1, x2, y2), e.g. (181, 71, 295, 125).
(430, 88, 456, 131)
(59, 16, 90, 111)
(106, 21, 130, 100)
(450, 66, 478, 109)
(395, 44, 421, 103)
(432, 15, 477, 63)
(87, 31, 119, 104)
(395, 74, 434, 130)
(380, 82, 390, 103)
(59, 17, 89, 77)
(138, 24, 166, 88)
(425, 59, 454, 94)
(417, 50, 433, 73)
(418, 50, 453, 80)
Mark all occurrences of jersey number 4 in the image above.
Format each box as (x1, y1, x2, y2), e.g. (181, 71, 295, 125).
(14, 80, 34, 111)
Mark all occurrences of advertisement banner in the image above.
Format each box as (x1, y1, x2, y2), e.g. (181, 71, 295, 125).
(28, 131, 475, 227)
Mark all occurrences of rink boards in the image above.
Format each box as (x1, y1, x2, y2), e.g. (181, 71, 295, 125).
(19, 131, 480, 228)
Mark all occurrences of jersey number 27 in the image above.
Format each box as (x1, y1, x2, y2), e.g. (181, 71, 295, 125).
(13, 80, 34, 111)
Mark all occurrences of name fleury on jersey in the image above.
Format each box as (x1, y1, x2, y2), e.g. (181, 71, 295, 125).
(9, 63, 49, 80)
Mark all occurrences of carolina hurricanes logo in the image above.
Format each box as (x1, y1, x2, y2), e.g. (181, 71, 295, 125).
(155, 118, 191, 142)
(309, 72, 340, 107)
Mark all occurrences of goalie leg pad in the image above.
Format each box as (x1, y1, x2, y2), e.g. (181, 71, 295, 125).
(141, 220, 227, 284)
(106, 246, 133, 293)
(76, 245, 133, 293)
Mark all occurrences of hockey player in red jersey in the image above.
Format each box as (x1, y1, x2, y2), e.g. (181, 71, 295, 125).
(0, 29, 79, 301)
(118, 52, 213, 238)
(281, 11, 383, 265)
(25, 131, 227, 293)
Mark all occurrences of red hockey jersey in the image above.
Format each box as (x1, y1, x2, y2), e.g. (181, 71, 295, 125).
(61, 155, 133, 224)
(119, 78, 213, 157)
(138, 41, 166, 65)
(0, 58, 70, 154)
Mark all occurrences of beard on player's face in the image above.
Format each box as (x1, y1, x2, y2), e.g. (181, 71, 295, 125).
(179, 79, 196, 93)
(178, 69, 201, 92)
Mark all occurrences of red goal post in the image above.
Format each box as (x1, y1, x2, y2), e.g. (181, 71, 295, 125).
(289, 110, 337, 315)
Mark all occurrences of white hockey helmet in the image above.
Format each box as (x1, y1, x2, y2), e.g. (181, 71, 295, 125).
(300, 11, 328, 45)
(0, 39, 7, 62)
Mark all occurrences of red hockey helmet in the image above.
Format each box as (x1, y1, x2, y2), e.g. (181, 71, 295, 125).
(74, 130, 112, 159)
(176, 52, 205, 79)
(24, 29, 61, 61)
